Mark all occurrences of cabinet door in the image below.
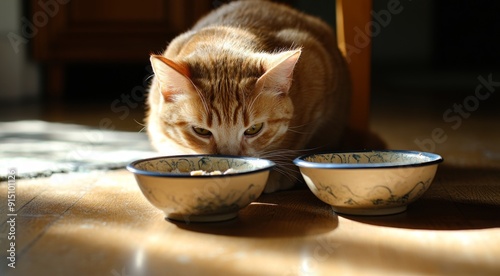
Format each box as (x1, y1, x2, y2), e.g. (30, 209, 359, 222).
(32, 0, 212, 62)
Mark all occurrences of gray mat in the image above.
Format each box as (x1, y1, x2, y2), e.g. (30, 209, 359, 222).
(0, 120, 159, 181)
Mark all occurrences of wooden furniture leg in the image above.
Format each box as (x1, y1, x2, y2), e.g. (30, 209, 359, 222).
(336, 0, 372, 133)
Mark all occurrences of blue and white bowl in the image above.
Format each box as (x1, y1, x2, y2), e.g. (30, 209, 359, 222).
(127, 155, 275, 222)
(294, 150, 443, 215)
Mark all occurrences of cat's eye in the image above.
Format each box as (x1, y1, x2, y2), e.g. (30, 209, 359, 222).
(193, 126, 212, 136)
(244, 123, 264, 136)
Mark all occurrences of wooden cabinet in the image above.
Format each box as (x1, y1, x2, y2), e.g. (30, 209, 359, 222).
(31, 0, 213, 96)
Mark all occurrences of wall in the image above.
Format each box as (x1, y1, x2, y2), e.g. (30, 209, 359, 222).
(371, 0, 434, 67)
(0, 0, 40, 102)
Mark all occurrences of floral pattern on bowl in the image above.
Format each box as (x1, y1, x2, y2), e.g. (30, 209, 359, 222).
(141, 180, 260, 222)
(134, 155, 271, 175)
(294, 150, 443, 215)
(128, 155, 275, 222)
(301, 150, 442, 168)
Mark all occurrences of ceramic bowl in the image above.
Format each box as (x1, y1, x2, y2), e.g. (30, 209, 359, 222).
(294, 150, 443, 215)
(127, 155, 275, 222)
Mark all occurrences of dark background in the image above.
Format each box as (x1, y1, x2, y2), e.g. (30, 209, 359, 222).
(60, 0, 500, 99)
(1, 0, 499, 120)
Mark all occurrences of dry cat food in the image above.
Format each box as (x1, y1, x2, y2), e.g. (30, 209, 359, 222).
(190, 168, 237, 176)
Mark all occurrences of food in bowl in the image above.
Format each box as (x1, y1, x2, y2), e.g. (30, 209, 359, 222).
(127, 155, 275, 222)
(293, 150, 443, 215)
(190, 168, 237, 176)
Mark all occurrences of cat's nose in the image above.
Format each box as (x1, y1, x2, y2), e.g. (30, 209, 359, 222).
(216, 144, 240, 156)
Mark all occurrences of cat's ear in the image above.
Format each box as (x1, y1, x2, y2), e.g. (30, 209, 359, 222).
(256, 49, 301, 95)
(150, 55, 195, 102)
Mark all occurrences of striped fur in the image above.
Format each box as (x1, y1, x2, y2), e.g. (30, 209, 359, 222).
(146, 1, 351, 192)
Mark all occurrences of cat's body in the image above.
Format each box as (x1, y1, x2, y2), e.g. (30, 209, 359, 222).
(147, 0, 351, 192)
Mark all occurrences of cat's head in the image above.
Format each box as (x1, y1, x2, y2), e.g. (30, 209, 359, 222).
(148, 49, 301, 156)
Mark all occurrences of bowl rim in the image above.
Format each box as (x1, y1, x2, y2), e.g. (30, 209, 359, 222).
(293, 150, 443, 169)
(127, 154, 276, 178)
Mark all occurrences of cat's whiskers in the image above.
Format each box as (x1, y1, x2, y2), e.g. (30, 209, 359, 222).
(282, 120, 325, 139)
(272, 166, 302, 183)
(259, 149, 299, 164)
(288, 121, 314, 129)
(258, 148, 325, 183)
(259, 149, 294, 161)
(286, 120, 320, 135)
(258, 147, 322, 167)
(286, 128, 309, 135)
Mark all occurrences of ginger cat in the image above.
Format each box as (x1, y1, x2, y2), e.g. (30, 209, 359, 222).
(147, 0, 351, 192)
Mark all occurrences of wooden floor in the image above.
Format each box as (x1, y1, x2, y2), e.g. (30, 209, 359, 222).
(1, 86, 499, 275)
(371, 87, 500, 169)
(1, 166, 499, 275)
